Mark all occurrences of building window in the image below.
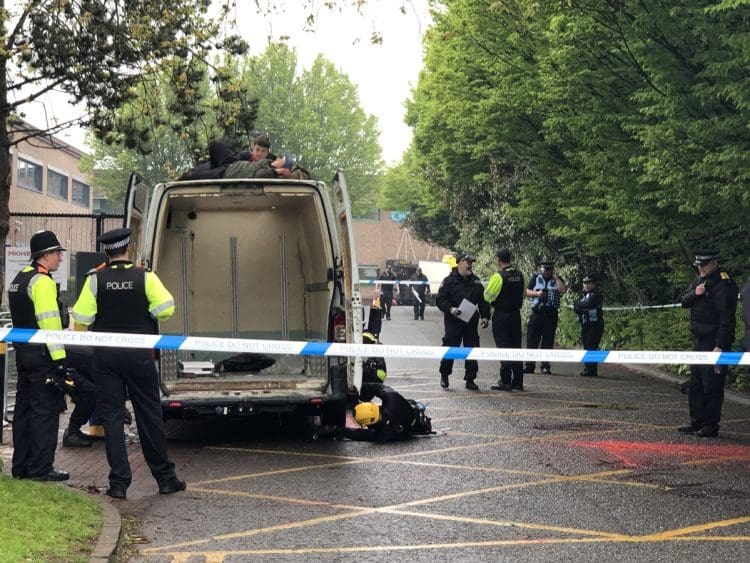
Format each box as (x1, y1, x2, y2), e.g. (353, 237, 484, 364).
(48, 169, 69, 200)
(17, 158, 43, 192)
(72, 179, 90, 207)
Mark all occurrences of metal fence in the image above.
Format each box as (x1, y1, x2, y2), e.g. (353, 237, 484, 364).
(1, 312, 12, 444)
(7, 212, 125, 306)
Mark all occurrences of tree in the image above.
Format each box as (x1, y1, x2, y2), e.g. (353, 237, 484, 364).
(84, 42, 383, 215)
(396, 0, 750, 303)
(244, 46, 384, 216)
(0, 0, 248, 291)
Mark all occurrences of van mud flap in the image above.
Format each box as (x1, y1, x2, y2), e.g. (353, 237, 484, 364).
(321, 365, 348, 427)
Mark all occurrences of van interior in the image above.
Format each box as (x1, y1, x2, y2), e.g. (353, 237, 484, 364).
(152, 183, 336, 392)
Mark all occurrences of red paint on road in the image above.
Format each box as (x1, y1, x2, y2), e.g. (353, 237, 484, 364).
(570, 440, 750, 467)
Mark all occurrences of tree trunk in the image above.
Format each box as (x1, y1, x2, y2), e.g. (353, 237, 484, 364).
(0, 9, 10, 301)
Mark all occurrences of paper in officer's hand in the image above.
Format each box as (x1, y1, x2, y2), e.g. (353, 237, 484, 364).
(411, 287, 422, 303)
(456, 298, 477, 323)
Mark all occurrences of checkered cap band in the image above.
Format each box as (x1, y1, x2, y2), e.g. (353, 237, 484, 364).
(101, 237, 130, 250)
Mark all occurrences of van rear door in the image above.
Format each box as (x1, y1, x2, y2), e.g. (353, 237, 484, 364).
(123, 173, 151, 267)
(331, 171, 363, 390)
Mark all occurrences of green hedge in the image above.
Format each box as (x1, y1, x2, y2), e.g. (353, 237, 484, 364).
(555, 306, 749, 391)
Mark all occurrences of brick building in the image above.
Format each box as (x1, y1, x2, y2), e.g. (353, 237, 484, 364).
(353, 210, 452, 299)
(9, 121, 92, 215)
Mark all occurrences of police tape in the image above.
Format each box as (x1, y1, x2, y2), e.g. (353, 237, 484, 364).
(360, 280, 429, 285)
(0, 328, 747, 366)
(565, 303, 682, 311)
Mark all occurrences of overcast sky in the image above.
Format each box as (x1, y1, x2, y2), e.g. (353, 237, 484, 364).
(22, 0, 432, 165)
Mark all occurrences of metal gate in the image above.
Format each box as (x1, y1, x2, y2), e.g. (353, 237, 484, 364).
(1, 312, 13, 444)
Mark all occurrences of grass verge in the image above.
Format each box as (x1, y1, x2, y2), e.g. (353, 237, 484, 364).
(0, 474, 101, 562)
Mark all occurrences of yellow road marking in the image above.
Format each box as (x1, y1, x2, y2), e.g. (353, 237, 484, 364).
(186, 487, 364, 511)
(381, 508, 629, 538)
(191, 460, 364, 486)
(156, 532, 750, 559)
(638, 516, 750, 540)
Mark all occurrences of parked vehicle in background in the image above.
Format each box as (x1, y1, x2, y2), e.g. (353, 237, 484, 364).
(386, 258, 418, 305)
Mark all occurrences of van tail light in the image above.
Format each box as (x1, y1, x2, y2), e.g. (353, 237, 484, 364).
(333, 310, 347, 342)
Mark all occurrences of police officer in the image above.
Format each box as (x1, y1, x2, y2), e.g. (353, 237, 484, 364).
(61, 346, 98, 447)
(377, 264, 398, 320)
(410, 267, 430, 320)
(436, 254, 490, 390)
(741, 276, 750, 353)
(525, 260, 567, 375)
(71, 228, 185, 498)
(484, 249, 525, 391)
(8, 230, 70, 481)
(679, 250, 737, 438)
(573, 275, 604, 377)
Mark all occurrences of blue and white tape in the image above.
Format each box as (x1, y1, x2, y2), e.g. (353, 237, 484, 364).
(360, 280, 429, 285)
(0, 328, 747, 366)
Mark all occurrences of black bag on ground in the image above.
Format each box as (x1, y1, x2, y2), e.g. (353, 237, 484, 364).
(215, 353, 276, 373)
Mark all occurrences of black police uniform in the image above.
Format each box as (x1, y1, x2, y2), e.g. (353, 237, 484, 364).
(63, 346, 98, 444)
(377, 268, 397, 320)
(72, 228, 181, 496)
(488, 267, 525, 389)
(573, 284, 604, 377)
(411, 272, 429, 320)
(680, 261, 737, 434)
(436, 270, 490, 385)
(525, 270, 565, 374)
(8, 261, 65, 479)
(741, 276, 750, 352)
(344, 383, 430, 442)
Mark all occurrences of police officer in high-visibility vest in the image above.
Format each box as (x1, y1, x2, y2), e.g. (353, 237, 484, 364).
(484, 248, 525, 391)
(524, 260, 567, 375)
(679, 250, 737, 438)
(71, 228, 185, 499)
(8, 230, 70, 481)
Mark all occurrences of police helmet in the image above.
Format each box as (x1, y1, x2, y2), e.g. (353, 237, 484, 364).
(30, 230, 66, 258)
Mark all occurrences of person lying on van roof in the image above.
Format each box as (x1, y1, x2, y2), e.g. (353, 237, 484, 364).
(179, 140, 310, 180)
(236, 133, 277, 163)
(224, 152, 311, 180)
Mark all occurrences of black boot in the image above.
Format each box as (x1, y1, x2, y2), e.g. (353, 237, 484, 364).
(63, 428, 93, 448)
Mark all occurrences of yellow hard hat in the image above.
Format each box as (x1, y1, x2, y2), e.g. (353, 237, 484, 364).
(354, 402, 381, 427)
(442, 254, 457, 269)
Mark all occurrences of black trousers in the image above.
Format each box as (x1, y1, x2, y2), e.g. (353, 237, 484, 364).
(66, 347, 97, 431)
(688, 335, 726, 427)
(525, 312, 559, 371)
(381, 292, 393, 319)
(439, 319, 480, 381)
(492, 311, 523, 385)
(12, 354, 63, 478)
(413, 296, 426, 319)
(96, 348, 176, 490)
(581, 322, 604, 376)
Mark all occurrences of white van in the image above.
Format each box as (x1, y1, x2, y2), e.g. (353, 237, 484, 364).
(123, 171, 363, 425)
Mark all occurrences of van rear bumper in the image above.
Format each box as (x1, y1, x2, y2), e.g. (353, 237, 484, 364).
(161, 395, 344, 420)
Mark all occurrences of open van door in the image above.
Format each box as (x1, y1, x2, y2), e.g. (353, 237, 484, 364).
(331, 171, 363, 391)
(123, 173, 151, 267)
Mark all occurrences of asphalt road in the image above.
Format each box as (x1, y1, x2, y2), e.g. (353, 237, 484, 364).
(0, 307, 750, 563)
(89, 306, 750, 561)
